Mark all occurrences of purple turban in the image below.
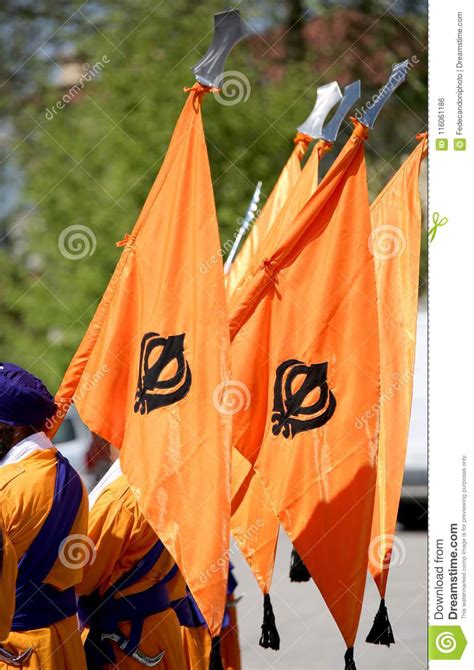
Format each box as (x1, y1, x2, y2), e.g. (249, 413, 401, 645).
(0, 363, 56, 427)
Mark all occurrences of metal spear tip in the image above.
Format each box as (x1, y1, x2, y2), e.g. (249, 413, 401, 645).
(191, 10, 247, 89)
(321, 80, 361, 143)
(297, 81, 343, 140)
(360, 59, 412, 129)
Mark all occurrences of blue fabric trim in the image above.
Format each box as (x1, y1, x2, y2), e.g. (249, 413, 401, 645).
(79, 539, 172, 668)
(12, 453, 83, 631)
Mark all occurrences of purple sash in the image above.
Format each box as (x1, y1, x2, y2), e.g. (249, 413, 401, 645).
(172, 563, 239, 629)
(79, 540, 176, 668)
(171, 589, 206, 628)
(12, 452, 83, 631)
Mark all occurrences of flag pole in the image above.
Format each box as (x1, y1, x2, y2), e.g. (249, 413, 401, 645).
(224, 182, 262, 274)
(191, 13, 247, 670)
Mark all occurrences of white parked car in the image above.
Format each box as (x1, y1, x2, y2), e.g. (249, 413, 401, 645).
(52, 407, 95, 490)
(398, 309, 427, 528)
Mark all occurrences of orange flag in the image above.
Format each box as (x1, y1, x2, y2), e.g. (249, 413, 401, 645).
(365, 134, 427, 645)
(52, 84, 231, 638)
(231, 449, 278, 595)
(230, 139, 332, 600)
(225, 132, 311, 299)
(229, 140, 333, 305)
(229, 121, 379, 666)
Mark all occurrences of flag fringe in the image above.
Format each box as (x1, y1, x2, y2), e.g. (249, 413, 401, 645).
(289, 547, 311, 582)
(209, 636, 224, 670)
(259, 593, 280, 650)
(365, 598, 395, 647)
(344, 647, 357, 669)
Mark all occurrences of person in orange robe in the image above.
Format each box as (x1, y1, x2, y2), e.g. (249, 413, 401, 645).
(174, 568, 241, 670)
(0, 526, 17, 642)
(182, 626, 211, 670)
(78, 448, 187, 670)
(219, 569, 241, 670)
(167, 558, 241, 670)
(167, 569, 210, 670)
(0, 363, 88, 670)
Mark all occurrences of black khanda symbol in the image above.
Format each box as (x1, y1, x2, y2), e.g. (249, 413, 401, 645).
(272, 359, 336, 438)
(134, 332, 192, 415)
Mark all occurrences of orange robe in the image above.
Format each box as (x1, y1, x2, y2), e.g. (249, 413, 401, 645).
(0, 526, 17, 642)
(0, 439, 88, 669)
(182, 627, 211, 670)
(166, 570, 210, 670)
(78, 471, 186, 670)
(181, 593, 241, 670)
(220, 594, 241, 670)
(166, 563, 240, 670)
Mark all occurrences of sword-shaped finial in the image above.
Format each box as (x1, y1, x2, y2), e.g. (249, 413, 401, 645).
(360, 60, 411, 128)
(191, 10, 246, 89)
(321, 81, 361, 143)
(297, 82, 342, 140)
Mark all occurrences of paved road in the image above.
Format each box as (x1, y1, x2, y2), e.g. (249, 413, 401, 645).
(231, 530, 427, 669)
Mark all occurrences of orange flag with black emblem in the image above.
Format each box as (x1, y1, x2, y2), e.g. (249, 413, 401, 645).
(229, 121, 379, 666)
(226, 132, 312, 299)
(51, 84, 231, 638)
(365, 133, 427, 645)
(230, 139, 332, 600)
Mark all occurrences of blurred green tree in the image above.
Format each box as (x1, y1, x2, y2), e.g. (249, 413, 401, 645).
(0, 0, 427, 389)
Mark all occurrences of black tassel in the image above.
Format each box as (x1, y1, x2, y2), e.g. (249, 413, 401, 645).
(209, 636, 224, 670)
(259, 593, 280, 650)
(289, 547, 311, 582)
(365, 598, 395, 647)
(344, 646, 357, 670)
